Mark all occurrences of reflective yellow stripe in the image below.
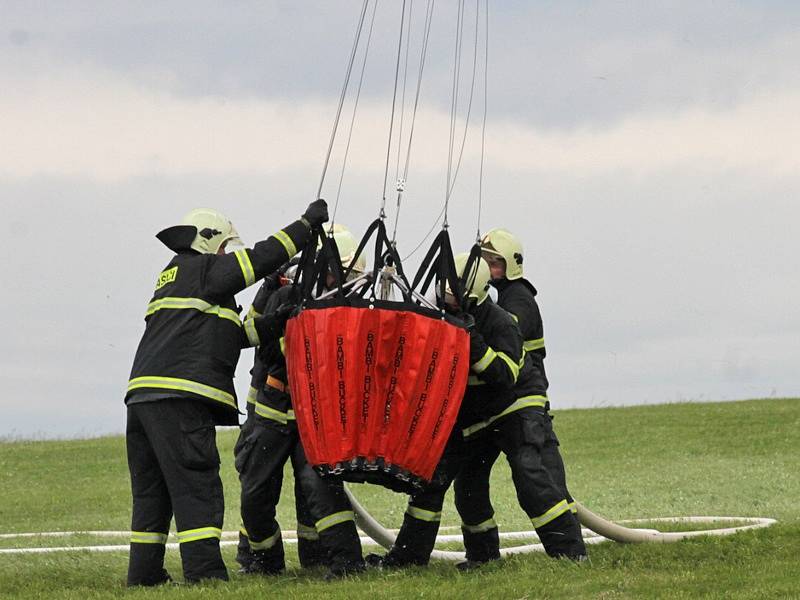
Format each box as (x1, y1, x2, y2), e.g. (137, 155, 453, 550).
(246, 386, 258, 405)
(176, 527, 222, 544)
(130, 531, 168, 544)
(467, 374, 486, 386)
(249, 529, 281, 551)
(471, 348, 497, 373)
(468, 376, 486, 386)
(234, 249, 256, 287)
(128, 376, 236, 409)
(531, 500, 570, 529)
(496, 351, 520, 383)
(146, 297, 242, 327)
(462, 395, 548, 438)
(243, 317, 260, 347)
(568, 501, 577, 514)
(247, 306, 262, 319)
(254, 401, 295, 424)
(297, 523, 319, 541)
(316, 510, 355, 532)
(406, 506, 441, 523)
(279, 336, 286, 356)
(273, 229, 297, 258)
(524, 337, 545, 352)
(239, 526, 249, 538)
(462, 517, 497, 534)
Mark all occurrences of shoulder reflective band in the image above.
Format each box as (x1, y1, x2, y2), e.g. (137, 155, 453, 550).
(246, 386, 258, 405)
(247, 305, 262, 320)
(315, 510, 355, 532)
(279, 336, 286, 356)
(130, 531, 168, 544)
(461, 395, 548, 438)
(273, 229, 297, 258)
(128, 376, 236, 409)
(243, 317, 260, 347)
(471, 348, 497, 373)
(234, 249, 256, 287)
(461, 517, 497, 534)
(297, 523, 320, 541)
(146, 297, 241, 327)
(524, 337, 545, 352)
(531, 499, 570, 529)
(496, 351, 520, 382)
(249, 529, 281, 551)
(254, 401, 295, 424)
(405, 505, 442, 523)
(176, 527, 222, 544)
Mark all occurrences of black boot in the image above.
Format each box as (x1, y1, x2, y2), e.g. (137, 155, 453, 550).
(298, 536, 327, 569)
(238, 548, 286, 575)
(127, 543, 172, 587)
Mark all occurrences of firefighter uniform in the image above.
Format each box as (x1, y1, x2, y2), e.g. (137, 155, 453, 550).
(236, 285, 364, 577)
(382, 298, 522, 565)
(453, 276, 586, 563)
(124, 207, 321, 586)
(235, 281, 325, 570)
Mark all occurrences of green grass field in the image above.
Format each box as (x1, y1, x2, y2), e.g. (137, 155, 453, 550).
(1, 399, 798, 599)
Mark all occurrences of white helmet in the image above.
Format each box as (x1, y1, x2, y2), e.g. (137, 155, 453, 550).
(322, 224, 367, 275)
(452, 252, 491, 306)
(181, 208, 243, 255)
(480, 228, 524, 280)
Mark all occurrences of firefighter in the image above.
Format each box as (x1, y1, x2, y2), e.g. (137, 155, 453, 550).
(452, 228, 586, 569)
(234, 262, 324, 571)
(368, 254, 523, 567)
(124, 200, 328, 586)
(235, 226, 366, 579)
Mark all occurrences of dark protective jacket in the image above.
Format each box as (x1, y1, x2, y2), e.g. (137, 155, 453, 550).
(456, 298, 523, 433)
(243, 279, 282, 417)
(493, 277, 549, 397)
(249, 285, 297, 427)
(459, 279, 551, 438)
(125, 220, 310, 426)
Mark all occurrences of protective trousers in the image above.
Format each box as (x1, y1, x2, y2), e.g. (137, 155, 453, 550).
(386, 432, 465, 565)
(126, 399, 227, 586)
(236, 420, 362, 571)
(234, 420, 325, 569)
(454, 408, 585, 560)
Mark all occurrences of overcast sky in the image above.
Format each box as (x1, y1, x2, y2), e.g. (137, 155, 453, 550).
(1, 1, 798, 438)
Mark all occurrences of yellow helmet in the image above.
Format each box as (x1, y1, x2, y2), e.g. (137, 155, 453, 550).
(182, 208, 243, 254)
(322, 224, 367, 275)
(480, 228, 524, 280)
(453, 252, 491, 305)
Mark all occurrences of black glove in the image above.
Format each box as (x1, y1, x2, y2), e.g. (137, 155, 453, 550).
(302, 198, 329, 228)
(262, 271, 281, 292)
(274, 302, 295, 328)
(456, 311, 475, 331)
(468, 328, 489, 366)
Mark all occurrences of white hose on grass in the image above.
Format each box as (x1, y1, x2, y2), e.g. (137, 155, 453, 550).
(345, 488, 777, 561)
(0, 498, 776, 557)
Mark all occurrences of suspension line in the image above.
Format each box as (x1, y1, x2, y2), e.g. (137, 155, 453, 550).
(476, 0, 488, 242)
(331, 0, 380, 229)
(379, 0, 409, 220)
(317, 0, 370, 201)
(391, 0, 436, 244)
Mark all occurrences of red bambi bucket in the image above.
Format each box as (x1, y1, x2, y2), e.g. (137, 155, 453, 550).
(286, 304, 469, 491)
